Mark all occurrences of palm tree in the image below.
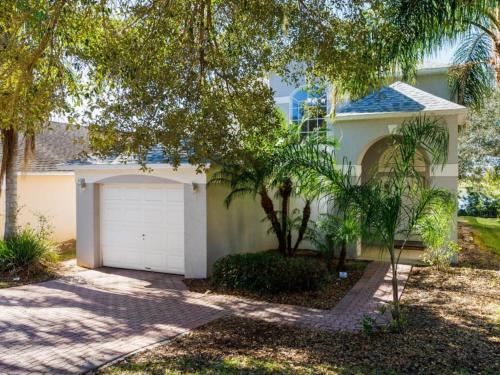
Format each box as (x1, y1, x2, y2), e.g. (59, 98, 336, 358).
(210, 146, 313, 256)
(389, 0, 499, 109)
(449, 5, 500, 109)
(210, 157, 285, 251)
(357, 117, 454, 326)
(281, 118, 454, 327)
(279, 133, 363, 271)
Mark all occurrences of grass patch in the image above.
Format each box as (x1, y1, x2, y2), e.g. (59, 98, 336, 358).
(458, 216, 500, 255)
(57, 239, 76, 261)
(186, 259, 369, 310)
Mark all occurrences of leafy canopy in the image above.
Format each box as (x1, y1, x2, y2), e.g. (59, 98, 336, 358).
(83, 0, 459, 166)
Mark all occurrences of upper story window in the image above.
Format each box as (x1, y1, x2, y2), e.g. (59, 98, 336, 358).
(290, 88, 327, 136)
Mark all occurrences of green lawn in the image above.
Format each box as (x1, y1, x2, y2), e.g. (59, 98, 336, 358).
(57, 240, 76, 261)
(458, 216, 500, 255)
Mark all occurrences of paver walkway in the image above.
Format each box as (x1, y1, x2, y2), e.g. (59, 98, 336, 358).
(0, 262, 411, 374)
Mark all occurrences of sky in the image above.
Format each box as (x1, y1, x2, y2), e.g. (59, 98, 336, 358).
(423, 43, 458, 65)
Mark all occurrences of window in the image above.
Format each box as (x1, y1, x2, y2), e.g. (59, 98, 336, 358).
(290, 88, 327, 136)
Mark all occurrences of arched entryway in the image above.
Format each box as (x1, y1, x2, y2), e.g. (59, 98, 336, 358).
(360, 137, 430, 185)
(358, 136, 431, 257)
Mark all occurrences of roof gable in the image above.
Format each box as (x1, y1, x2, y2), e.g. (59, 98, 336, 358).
(337, 81, 465, 117)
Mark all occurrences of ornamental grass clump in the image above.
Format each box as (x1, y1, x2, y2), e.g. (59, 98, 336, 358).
(0, 227, 58, 276)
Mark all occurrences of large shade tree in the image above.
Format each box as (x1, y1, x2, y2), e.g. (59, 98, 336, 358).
(82, 0, 435, 164)
(0, 0, 101, 237)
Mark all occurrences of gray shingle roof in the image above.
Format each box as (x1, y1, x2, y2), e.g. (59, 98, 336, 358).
(0, 122, 88, 173)
(67, 145, 189, 167)
(337, 81, 465, 116)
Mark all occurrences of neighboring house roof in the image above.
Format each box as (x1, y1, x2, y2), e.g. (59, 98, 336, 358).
(336, 81, 466, 120)
(66, 145, 190, 168)
(0, 122, 88, 173)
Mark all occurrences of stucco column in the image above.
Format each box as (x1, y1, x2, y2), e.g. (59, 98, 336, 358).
(184, 183, 208, 278)
(76, 182, 101, 268)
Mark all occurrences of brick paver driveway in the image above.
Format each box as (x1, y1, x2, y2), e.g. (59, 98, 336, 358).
(0, 262, 411, 374)
(0, 268, 226, 374)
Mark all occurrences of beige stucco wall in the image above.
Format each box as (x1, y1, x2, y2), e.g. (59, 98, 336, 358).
(0, 174, 76, 242)
(206, 168, 328, 273)
(206, 183, 277, 272)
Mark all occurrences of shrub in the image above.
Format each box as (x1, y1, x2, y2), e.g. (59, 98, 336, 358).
(212, 251, 328, 295)
(0, 228, 58, 275)
(417, 197, 460, 269)
(422, 240, 461, 270)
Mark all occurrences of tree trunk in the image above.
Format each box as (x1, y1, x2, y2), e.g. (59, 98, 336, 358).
(292, 199, 311, 256)
(389, 246, 401, 326)
(279, 178, 292, 256)
(2, 129, 18, 238)
(259, 186, 284, 252)
(336, 240, 347, 272)
(494, 37, 500, 85)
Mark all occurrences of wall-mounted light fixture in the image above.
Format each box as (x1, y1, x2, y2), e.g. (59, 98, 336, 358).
(191, 182, 199, 192)
(77, 177, 86, 191)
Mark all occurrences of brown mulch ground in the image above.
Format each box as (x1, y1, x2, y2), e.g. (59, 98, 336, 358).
(0, 269, 57, 288)
(185, 260, 369, 310)
(101, 227, 500, 375)
(101, 263, 499, 374)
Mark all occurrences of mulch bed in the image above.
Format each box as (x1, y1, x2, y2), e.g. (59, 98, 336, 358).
(0, 269, 57, 289)
(185, 260, 369, 310)
(100, 266, 500, 375)
(100, 226, 499, 375)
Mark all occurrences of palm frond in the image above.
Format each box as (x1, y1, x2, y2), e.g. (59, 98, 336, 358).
(449, 31, 495, 109)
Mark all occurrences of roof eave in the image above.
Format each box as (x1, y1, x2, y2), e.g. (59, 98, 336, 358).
(58, 162, 207, 171)
(334, 107, 467, 122)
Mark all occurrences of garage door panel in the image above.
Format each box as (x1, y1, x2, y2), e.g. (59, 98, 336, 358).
(166, 255, 184, 273)
(142, 208, 167, 224)
(101, 184, 185, 274)
(166, 233, 184, 252)
(165, 206, 183, 225)
(144, 188, 167, 202)
(166, 188, 183, 202)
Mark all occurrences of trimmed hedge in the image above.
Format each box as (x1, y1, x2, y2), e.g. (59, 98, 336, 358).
(212, 251, 328, 295)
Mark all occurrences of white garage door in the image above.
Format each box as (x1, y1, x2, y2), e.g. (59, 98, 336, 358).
(100, 184, 185, 274)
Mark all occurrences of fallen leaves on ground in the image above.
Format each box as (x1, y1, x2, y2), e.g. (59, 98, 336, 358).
(101, 262, 499, 374)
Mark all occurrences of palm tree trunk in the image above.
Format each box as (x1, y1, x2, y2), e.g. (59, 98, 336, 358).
(2, 129, 18, 238)
(292, 199, 311, 255)
(389, 246, 401, 326)
(494, 38, 500, 84)
(260, 186, 284, 252)
(336, 240, 347, 272)
(279, 178, 292, 256)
